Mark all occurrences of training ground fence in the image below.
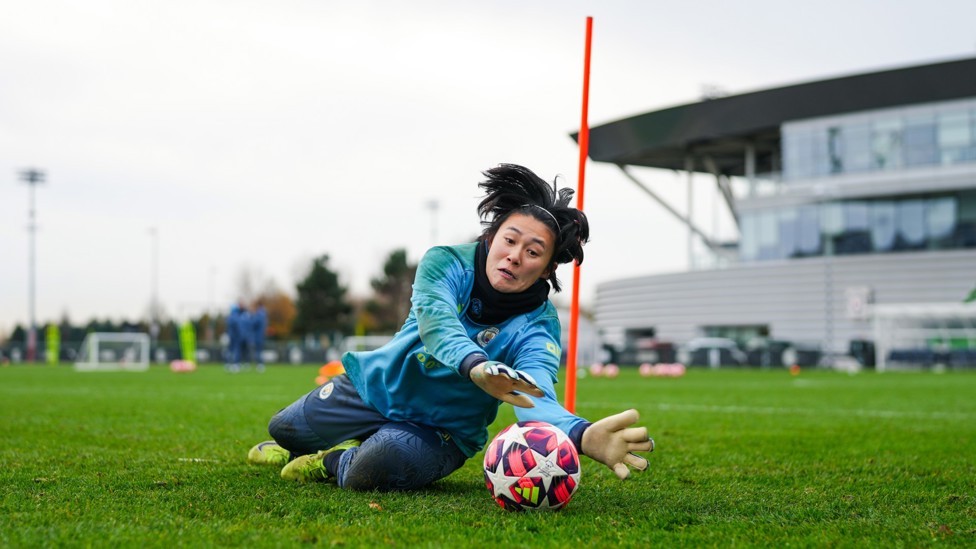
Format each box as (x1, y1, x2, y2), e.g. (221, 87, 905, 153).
(0, 336, 394, 367)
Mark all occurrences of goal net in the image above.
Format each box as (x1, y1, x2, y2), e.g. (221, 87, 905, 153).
(74, 332, 151, 372)
(872, 303, 976, 372)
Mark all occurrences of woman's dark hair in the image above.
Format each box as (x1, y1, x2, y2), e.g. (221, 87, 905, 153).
(477, 163, 590, 292)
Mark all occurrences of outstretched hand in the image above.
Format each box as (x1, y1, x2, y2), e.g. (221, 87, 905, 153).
(581, 409, 655, 480)
(469, 361, 545, 408)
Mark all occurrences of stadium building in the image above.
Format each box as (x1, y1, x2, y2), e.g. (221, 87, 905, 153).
(583, 57, 976, 369)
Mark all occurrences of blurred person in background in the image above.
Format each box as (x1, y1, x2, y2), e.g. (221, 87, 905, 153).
(250, 301, 268, 372)
(224, 302, 245, 373)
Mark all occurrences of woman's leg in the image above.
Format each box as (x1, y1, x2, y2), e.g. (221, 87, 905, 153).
(268, 374, 388, 457)
(268, 375, 464, 489)
(337, 421, 466, 491)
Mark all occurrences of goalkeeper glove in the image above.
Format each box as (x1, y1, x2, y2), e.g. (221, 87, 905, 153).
(581, 409, 655, 480)
(469, 360, 544, 408)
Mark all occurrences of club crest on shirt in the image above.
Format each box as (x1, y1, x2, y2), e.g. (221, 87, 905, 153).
(318, 381, 334, 400)
(476, 327, 499, 347)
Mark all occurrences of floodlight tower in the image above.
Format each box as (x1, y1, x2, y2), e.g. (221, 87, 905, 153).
(18, 168, 45, 363)
(148, 226, 160, 345)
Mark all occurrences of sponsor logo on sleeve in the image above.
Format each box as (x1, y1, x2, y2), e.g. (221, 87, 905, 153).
(416, 348, 441, 369)
(546, 342, 560, 357)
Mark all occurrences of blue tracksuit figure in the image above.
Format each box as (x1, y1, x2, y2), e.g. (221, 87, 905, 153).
(251, 304, 268, 371)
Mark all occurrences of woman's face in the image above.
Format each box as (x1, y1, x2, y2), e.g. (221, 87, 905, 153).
(485, 212, 555, 294)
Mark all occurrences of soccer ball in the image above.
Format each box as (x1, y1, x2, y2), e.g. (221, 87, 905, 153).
(483, 421, 580, 511)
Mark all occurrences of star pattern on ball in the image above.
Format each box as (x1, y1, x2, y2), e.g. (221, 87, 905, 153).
(483, 422, 580, 510)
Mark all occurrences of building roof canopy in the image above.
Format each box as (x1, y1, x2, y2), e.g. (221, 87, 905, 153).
(577, 57, 976, 176)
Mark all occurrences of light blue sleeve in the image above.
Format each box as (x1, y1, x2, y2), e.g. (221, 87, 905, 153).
(509, 319, 588, 439)
(411, 246, 487, 374)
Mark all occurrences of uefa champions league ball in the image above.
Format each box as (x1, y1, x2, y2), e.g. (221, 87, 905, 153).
(483, 421, 581, 511)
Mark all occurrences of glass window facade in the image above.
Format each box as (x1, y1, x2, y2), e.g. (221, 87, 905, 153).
(783, 99, 976, 181)
(752, 98, 976, 263)
(739, 191, 976, 262)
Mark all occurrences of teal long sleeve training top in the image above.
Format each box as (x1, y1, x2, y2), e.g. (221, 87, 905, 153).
(341, 242, 588, 457)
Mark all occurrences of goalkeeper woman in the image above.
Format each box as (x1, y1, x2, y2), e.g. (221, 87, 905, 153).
(247, 164, 654, 490)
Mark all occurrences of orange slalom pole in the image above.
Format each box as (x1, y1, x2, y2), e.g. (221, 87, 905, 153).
(565, 16, 592, 414)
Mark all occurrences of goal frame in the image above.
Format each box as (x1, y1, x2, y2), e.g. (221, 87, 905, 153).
(74, 332, 151, 372)
(872, 303, 976, 372)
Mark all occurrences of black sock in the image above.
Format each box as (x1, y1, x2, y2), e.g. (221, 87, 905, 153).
(323, 450, 345, 476)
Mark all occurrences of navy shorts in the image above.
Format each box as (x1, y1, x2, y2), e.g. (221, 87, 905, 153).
(267, 374, 466, 491)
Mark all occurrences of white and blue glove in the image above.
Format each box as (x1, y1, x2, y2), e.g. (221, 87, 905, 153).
(469, 360, 544, 408)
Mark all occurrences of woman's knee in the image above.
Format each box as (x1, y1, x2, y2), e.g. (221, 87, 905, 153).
(266, 398, 323, 455)
(340, 425, 463, 491)
(341, 441, 428, 491)
(267, 408, 292, 442)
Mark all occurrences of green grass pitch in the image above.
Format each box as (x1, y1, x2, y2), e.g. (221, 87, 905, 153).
(1, 364, 974, 547)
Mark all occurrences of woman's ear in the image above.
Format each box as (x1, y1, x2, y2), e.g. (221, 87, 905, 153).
(543, 263, 557, 279)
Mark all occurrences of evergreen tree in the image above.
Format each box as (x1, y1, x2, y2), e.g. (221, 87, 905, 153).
(366, 249, 417, 334)
(293, 255, 353, 337)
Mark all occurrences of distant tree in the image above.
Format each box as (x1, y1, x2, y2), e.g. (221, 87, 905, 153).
(366, 249, 417, 334)
(57, 314, 77, 344)
(350, 296, 377, 334)
(158, 320, 178, 342)
(259, 290, 297, 340)
(213, 313, 226, 339)
(86, 319, 119, 333)
(293, 254, 353, 337)
(194, 312, 215, 343)
(10, 325, 26, 344)
(120, 320, 143, 333)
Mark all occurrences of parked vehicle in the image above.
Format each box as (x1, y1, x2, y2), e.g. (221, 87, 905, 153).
(677, 337, 747, 368)
(745, 337, 822, 367)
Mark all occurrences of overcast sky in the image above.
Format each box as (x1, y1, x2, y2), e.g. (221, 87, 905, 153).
(2, 0, 975, 336)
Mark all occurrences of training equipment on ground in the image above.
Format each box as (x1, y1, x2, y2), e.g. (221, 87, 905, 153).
(74, 332, 150, 372)
(169, 360, 196, 373)
(315, 360, 346, 385)
(483, 421, 580, 511)
(643, 363, 687, 378)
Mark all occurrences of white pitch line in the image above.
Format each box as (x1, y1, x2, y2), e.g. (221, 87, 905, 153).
(582, 402, 975, 421)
